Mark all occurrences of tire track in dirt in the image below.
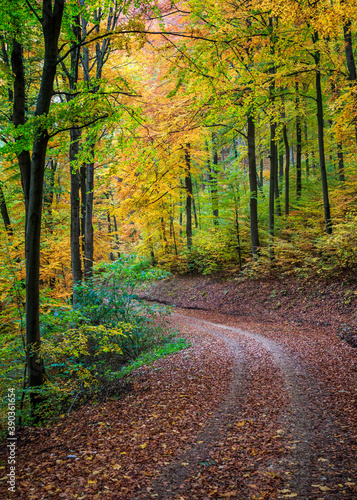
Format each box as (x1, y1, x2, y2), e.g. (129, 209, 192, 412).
(190, 316, 316, 499)
(137, 312, 345, 499)
(134, 326, 248, 499)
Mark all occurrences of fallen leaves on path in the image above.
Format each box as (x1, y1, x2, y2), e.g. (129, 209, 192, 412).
(0, 301, 356, 499)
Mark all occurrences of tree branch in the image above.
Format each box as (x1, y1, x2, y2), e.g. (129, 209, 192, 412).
(25, 0, 42, 23)
(48, 114, 109, 138)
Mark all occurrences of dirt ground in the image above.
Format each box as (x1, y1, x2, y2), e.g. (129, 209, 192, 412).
(1, 274, 357, 499)
(140, 273, 357, 348)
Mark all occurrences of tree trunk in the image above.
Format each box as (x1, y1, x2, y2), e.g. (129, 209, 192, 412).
(337, 142, 345, 182)
(296, 82, 302, 198)
(43, 159, 57, 233)
(84, 144, 95, 278)
(80, 164, 86, 254)
(313, 31, 332, 234)
(211, 134, 219, 226)
(0, 184, 12, 235)
(25, 0, 65, 404)
(247, 114, 260, 260)
(304, 121, 310, 178)
(70, 128, 83, 293)
(278, 139, 284, 181)
(268, 17, 277, 259)
(283, 123, 290, 216)
(269, 121, 277, 259)
(343, 20, 357, 144)
(11, 39, 31, 223)
(66, 15, 83, 293)
(184, 146, 193, 251)
(274, 139, 281, 217)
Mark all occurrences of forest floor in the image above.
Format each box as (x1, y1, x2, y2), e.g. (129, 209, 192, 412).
(1, 274, 357, 499)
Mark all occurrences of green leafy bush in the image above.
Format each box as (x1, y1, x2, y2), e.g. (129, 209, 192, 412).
(0, 255, 182, 436)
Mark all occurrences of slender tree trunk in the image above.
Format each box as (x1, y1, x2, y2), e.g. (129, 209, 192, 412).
(279, 139, 284, 181)
(43, 159, 57, 232)
(247, 114, 260, 259)
(66, 15, 83, 293)
(283, 124, 290, 216)
(304, 121, 310, 178)
(313, 31, 332, 234)
(70, 128, 83, 292)
(337, 142, 345, 182)
(268, 17, 277, 259)
(296, 82, 302, 198)
(269, 121, 277, 259)
(192, 195, 198, 228)
(84, 144, 94, 278)
(0, 184, 12, 235)
(343, 20, 357, 144)
(185, 146, 193, 251)
(80, 164, 86, 254)
(274, 140, 281, 217)
(233, 190, 242, 269)
(211, 134, 219, 226)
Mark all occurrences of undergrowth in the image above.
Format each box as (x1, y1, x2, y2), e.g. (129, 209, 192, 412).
(0, 255, 187, 439)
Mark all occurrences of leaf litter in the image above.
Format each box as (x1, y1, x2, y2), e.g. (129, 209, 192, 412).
(1, 277, 357, 499)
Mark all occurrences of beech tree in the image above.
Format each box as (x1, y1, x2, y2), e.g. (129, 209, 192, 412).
(1, 0, 66, 406)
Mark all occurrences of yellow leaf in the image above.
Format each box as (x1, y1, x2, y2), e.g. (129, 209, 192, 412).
(112, 464, 121, 470)
(140, 443, 147, 449)
(312, 485, 331, 491)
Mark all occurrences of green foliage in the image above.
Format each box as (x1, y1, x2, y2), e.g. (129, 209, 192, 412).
(0, 255, 178, 437)
(115, 337, 190, 377)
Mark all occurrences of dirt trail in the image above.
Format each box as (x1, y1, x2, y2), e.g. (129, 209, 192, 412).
(2, 304, 356, 500)
(136, 310, 357, 500)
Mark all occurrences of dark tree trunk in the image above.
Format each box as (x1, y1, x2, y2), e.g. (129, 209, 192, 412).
(268, 18, 277, 259)
(211, 134, 219, 226)
(296, 82, 302, 198)
(43, 159, 57, 232)
(233, 189, 242, 269)
(0, 184, 12, 235)
(304, 121, 310, 178)
(65, 15, 83, 292)
(337, 142, 345, 182)
(185, 146, 193, 251)
(80, 164, 86, 254)
(269, 121, 277, 259)
(11, 40, 31, 222)
(283, 124, 290, 216)
(70, 128, 83, 293)
(84, 144, 95, 278)
(278, 139, 284, 181)
(343, 20, 357, 143)
(313, 31, 332, 234)
(274, 139, 281, 217)
(25, 0, 65, 403)
(247, 114, 260, 260)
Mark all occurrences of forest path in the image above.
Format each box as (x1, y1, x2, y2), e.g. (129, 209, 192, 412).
(134, 309, 357, 500)
(3, 307, 356, 500)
